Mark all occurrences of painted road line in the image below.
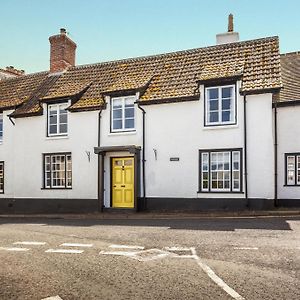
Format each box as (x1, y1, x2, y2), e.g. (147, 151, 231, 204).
(109, 244, 145, 250)
(60, 243, 93, 248)
(132, 249, 170, 262)
(100, 250, 138, 256)
(42, 296, 63, 300)
(45, 249, 84, 254)
(233, 247, 258, 250)
(0, 247, 30, 252)
(165, 247, 191, 251)
(191, 247, 245, 300)
(14, 241, 46, 246)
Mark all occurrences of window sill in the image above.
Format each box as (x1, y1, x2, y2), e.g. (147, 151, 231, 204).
(45, 135, 69, 141)
(203, 124, 238, 130)
(197, 191, 244, 194)
(41, 187, 72, 190)
(108, 131, 137, 136)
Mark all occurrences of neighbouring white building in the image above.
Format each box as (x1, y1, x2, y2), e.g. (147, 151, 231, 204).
(0, 19, 299, 213)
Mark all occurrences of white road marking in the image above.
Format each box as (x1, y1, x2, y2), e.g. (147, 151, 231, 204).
(25, 223, 47, 226)
(234, 247, 258, 250)
(109, 244, 145, 250)
(0, 247, 30, 252)
(45, 249, 84, 254)
(190, 248, 245, 300)
(165, 247, 192, 251)
(133, 249, 170, 262)
(42, 296, 63, 300)
(100, 250, 137, 257)
(60, 243, 93, 248)
(14, 241, 46, 246)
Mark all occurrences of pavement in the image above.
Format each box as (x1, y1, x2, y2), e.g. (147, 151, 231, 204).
(0, 215, 299, 299)
(0, 207, 300, 220)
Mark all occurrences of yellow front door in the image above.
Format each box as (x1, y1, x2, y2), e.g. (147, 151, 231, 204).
(112, 157, 135, 208)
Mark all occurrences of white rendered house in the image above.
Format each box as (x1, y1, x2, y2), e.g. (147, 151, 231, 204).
(0, 22, 299, 213)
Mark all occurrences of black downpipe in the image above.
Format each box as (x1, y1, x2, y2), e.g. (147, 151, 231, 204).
(8, 115, 15, 126)
(243, 94, 249, 207)
(274, 101, 278, 207)
(97, 109, 104, 212)
(138, 104, 146, 210)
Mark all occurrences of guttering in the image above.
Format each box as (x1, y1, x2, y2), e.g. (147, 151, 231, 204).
(137, 103, 146, 210)
(274, 101, 278, 206)
(243, 93, 249, 207)
(8, 115, 15, 126)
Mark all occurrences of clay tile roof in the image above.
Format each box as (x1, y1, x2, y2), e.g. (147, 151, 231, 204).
(276, 52, 300, 103)
(0, 36, 282, 115)
(0, 71, 49, 110)
(10, 74, 61, 118)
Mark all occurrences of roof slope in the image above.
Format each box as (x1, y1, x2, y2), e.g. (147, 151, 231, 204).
(0, 71, 49, 110)
(0, 36, 282, 115)
(276, 52, 300, 103)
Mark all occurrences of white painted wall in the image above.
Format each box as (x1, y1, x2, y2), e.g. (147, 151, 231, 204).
(277, 105, 300, 199)
(247, 93, 275, 199)
(0, 107, 99, 199)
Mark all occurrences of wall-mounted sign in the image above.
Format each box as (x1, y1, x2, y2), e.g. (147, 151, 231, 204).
(170, 157, 180, 161)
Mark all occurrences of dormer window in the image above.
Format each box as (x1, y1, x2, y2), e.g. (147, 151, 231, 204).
(111, 96, 135, 132)
(205, 85, 236, 126)
(47, 103, 68, 136)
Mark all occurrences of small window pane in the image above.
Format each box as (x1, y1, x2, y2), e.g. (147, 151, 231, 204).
(49, 125, 57, 134)
(209, 112, 219, 123)
(208, 88, 218, 100)
(113, 109, 122, 119)
(60, 124, 68, 133)
(60, 113, 67, 124)
(222, 99, 231, 110)
(113, 99, 122, 108)
(125, 108, 134, 118)
(125, 118, 134, 129)
(287, 156, 295, 185)
(222, 111, 231, 122)
(113, 119, 122, 130)
(209, 99, 218, 111)
(222, 87, 233, 98)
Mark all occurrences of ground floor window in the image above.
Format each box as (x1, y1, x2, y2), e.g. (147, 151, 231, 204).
(199, 148, 242, 193)
(43, 153, 72, 189)
(0, 162, 4, 193)
(285, 153, 300, 186)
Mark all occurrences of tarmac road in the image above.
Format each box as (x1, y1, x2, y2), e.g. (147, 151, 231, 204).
(0, 216, 299, 300)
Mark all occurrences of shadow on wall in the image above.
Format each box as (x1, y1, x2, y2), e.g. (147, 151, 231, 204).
(0, 216, 298, 231)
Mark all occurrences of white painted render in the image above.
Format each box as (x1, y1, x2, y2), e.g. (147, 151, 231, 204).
(0, 107, 99, 199)
(277, 105, 300, 199)
(247, 93, 275, 199)
(0, 85, 296, 207)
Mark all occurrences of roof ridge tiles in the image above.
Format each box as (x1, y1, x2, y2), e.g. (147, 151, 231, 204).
(70, 36, 279, 71)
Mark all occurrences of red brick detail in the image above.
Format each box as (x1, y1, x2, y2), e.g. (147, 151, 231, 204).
(49, 32, 77, 73)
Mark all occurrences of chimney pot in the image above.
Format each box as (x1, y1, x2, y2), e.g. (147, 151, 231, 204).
(228, 14, 234, 32)
(60, 28, 66, 34)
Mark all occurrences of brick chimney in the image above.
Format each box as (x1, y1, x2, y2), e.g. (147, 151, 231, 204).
(49, 28, 77, 73)
(216, 14, 239, 45)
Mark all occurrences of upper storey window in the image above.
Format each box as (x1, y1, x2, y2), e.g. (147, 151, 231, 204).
(205, 85, 236, 126)
(111, 96, 135, 132)
(47, 103, 68, 136)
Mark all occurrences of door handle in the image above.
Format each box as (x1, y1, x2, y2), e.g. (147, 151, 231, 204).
(121, 185, 125, 187)
(113, 185, 117, 187)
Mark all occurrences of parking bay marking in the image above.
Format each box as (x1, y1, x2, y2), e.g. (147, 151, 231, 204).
(109, 244, 144, 250)
(41, 296, 63, 300)
(60, 243, 93, 248)
(14, 241, 46, 246)
(45, 249, 84, 254)
(233, 247, 258, 250)
(0, 247, 30, 252)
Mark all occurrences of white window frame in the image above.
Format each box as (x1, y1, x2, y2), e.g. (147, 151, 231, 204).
(285, 153, 300, 186)
(43, 153, 72, 189)
(0, 113, 3, 143)
(111, 96, 136, 132)
(205, 84, 236, 126)
(47, 102, 69, 136)
(199, 149, 242, 193)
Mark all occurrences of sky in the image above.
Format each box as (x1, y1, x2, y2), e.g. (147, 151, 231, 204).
(1, 0, 300, 74)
